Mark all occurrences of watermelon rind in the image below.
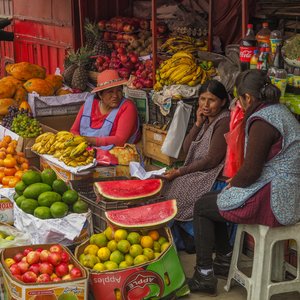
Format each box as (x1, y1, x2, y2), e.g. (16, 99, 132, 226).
(94, 179, 163, 201)
(105, 199, 177, 229)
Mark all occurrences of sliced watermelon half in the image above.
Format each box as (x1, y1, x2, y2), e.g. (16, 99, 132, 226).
(94, 179, 163, 201)
(105, 199, 177, 229)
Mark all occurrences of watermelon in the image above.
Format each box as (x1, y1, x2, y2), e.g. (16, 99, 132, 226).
(105, 199, 177, 229)
(94, 179, 162, 201)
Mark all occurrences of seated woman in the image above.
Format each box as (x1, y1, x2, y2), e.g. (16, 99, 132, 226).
(189, 69, 300, 296)
(161, 80, 230, 250)
(71, 69, 140, 150)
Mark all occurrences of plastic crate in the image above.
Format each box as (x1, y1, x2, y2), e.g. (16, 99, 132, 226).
(70, 177, 165, 233)
(148, 98, 197, 132)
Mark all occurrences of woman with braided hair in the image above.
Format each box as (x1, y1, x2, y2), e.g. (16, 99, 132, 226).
(188, 69, 300, 296)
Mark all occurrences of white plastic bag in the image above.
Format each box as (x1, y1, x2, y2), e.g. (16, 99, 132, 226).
(161, 101, 192, 158)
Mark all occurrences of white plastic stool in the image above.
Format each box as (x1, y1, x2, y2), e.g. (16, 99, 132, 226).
(224, 223, 300, 300)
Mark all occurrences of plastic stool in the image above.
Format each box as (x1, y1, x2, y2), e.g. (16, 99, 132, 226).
(224, 223, 300, 300)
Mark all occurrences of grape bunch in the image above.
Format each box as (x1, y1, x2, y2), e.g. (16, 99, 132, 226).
(2, 106, 32, 130)
(11, 114, 42, 138)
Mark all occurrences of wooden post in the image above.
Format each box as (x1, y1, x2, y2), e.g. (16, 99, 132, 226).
(152, 0, 157, 84)
(242, 0, 248, 38)
(208, 0, 212, 52)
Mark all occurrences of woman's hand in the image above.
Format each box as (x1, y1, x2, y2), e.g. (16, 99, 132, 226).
(225, 178, 232, 189)
(84, 136, 97, 146)
(163, 169, 180, 181)
(195, 106, 206, 127)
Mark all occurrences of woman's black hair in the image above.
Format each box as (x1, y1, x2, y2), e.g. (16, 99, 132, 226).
(235, 69, 281, 104)
(200, 79, 230, 108)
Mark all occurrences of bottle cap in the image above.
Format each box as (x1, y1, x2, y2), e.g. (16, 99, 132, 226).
(254, 49, 259, 54)
(262, 22, 269, 27)
(247, 24, 253, 28)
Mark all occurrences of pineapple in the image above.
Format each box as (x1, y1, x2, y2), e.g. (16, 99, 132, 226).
(94, 39, 111, 56)
(62, 49, 78, 86)
(71, 46, 93, 91)
(84, 21, 99, 51)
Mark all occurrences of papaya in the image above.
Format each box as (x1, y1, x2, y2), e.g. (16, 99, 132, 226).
(0, 76, 23, 88)
(22, 170, 42, 185)
(8, 62, 46, 81)
(24, 78, 54, 96)
(56, 88, 72, 96)
(19, 100, 31, 112)
(45, 75, 63, 92)
(23, 183, 52, 199)
(0, 98, 17, 115)
(38, 191, 62, 207)
(0, 81, 16, 98)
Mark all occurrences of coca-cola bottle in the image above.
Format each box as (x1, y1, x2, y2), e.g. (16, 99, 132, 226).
(240, 24, 258, 71)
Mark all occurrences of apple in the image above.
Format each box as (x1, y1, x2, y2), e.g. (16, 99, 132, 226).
(103, 32, 111, 41)
(55, 263, 69, 277)
(13, 252, 24, 263)
(29, 263, 40, 275)
(111, 51, 117, 58)
(14, 274, 23, 281)
(68, 264, 74, 272)
(49, 244, 63, 254)
(129, 53, 138, 64)
(117, 47, 126, 55)
(116, 33, 123, 41)
(17, 261, 29, 274)
(52, 277, 62, 282)
(22, 271, 37, 283)
(40, 250, 50, 262)
(4, 258, 16, 267)
(26, 251, 40, 265)
(48, 252, 61, 266)
(62, 274, 72, 281)
(70, 267, 82, 279)
(21, 256, 27, 263)
(120, 54, 128, 64)
(60, 251, 70, 263)
(10, 264, 21, 276)
(36, 248, 43, 253)
(39, 262, 54, 275)
(36, 273, 51, 283)
(23, 247, 33, 256)
(98, 20, 106, 30)
(123, 24, 135, 33)
(157, 22, 168, 34)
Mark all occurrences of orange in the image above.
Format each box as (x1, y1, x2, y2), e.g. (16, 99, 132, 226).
(0, 152, 6, 159)
(16, 156, 25, 164)
(14, 170, 24, 179)
(4, 167, 16, 176)
(8, 177, 20, 188)
(6, 146, 15, 155)
(8, 140, 17, 148)
(141, 236, 154, 249)
(3, 136, 12, 144)
(0, 159, 4, 167)
(21, 162, 29, 170)
(148, 230, 160, 241)
(16, 151, 25, 157)
(0, 172, 5, 183)
(0, 141, 8, 149)
(2, 176, 15, 186)
(0, 167, 4, 172)
(3, 157, 16, 168)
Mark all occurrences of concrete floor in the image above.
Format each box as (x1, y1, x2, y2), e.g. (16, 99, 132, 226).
(178, 251, 300, 300)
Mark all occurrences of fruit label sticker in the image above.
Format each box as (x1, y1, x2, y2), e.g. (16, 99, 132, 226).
(122, 270, 164, 299)
(0, 199, 14, 224)
(153, 133, 163, 142)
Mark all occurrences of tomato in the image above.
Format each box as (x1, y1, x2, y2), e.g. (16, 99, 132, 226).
(3, 136, 12, 144)
(8, 177, 20, 188)
(0, 152, 6, 159)
(3, 157, 17, 168)
(14, 170, 24, 179)
(2, 176, 15, 186)
(6, 146, 15, 155)
(0, 172, 5, 184)
(4, 167, 17, 176)
(21, 162, 29, 170)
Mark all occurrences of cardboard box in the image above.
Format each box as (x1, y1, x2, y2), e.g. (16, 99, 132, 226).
(0, 197, 13, 225)
(75, 227, 188, 300)
(142, 124, 184, 166)
(36, 115, 77, 132)
(1, 244, 88, 300)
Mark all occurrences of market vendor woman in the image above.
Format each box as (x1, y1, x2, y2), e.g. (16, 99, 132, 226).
(71, 69, 140, 150)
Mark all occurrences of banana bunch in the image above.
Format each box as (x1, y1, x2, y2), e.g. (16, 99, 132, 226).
(31, 132, 56, 154)
(160, 35, 207, 55)
(31, 131, 95, 167)
(154, 51, 214, 91)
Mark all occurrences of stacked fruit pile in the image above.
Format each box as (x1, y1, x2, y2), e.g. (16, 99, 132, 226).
(14, 169, 88, 219)
(4, 244, 84, 283)
(31, 131, 94, 167)
(0, 136, 29, 188)
(160, 35, 207, 55)
(2, 106, 31, 130)
(154, 51, 216, 91)
(78, 227, 170, 271)
(11, 114, 42, 138)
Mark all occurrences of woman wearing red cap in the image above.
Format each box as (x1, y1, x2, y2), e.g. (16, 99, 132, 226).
(71, 69, 140, 150)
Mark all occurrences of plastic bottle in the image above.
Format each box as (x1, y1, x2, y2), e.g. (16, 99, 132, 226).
(273, 44, 284, 69)
(257, 47, 265, 70)
(272, 44, 287, 97)
(240, 24, 258, 71)
(250, 49, 259, 69)
(270, 30, 282, 56)
(256, 22, 271, 50)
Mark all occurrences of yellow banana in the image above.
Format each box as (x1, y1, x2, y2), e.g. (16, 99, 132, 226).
(172, 64, 197, 83)
(171, 51, 194, 60)
(70, 142, 87, 158)
(64, 136, 86, 147)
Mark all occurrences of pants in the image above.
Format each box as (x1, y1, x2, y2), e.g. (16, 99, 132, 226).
(193, 191, 232, 268)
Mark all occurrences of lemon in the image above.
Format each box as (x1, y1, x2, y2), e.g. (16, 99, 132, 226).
(127, 232, 141, 245)
(110, 250, 124, 265)
(83, 254, 99, 268)
(104, 261, 118, 270)
(153, 241, 161, 253)
(84, 244, 99, 256)
(158, 236, 167, 245)
(119, 261, 129, 269)
(104, 226, 114, 240)
(154, 252, 161, 259)
(129, 244, 143, 258)
(143, 248, 154, 260)
(117, 240, 131, 254)
(90, 233, 108, 247)
(107, 240, 118, 252)
(125, 254, 134, 266)
(93, 263, 106, 271)
(97, 247, 111, 262)
(133, 254, 149, 265)
(114, 229, 128, 242)
(161, 242, 170, 252)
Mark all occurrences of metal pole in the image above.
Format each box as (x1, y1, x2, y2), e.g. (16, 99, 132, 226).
(152, 0, 157, 84)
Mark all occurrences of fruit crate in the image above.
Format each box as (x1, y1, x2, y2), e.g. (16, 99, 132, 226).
(148, 97, 197, 132)
(70, 177, 165, 233)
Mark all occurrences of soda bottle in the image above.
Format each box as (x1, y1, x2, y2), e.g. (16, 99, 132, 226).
(257, 48, 265, 70)
(240, 24, 258, 71)
(270, 30, 282, 57)
(250, 49, 259, 69)
(273, 44, 284, 69)
(256, 22, 271, 51)
(261, 50, 270, 71)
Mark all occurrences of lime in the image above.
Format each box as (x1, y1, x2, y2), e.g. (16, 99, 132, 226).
(153, 241, 161, 253)
(107, 240, 118, 252)
(104, 226, 114, 240)
(154, 252, 161, 259)
(62, 190, 78, 205)
(93, 262, 106, 271)
(13, 193, 20, 201)
(97, 247, 111, 261)
(20, 199, 39, 214)
(22, 170, 41, 185)
(72, 199, 88, 213)
(15, 181, 27, 195)
(52, 179, 68, 195)
(125, 254, 134, 266)
(90, 233, 107, 247)
(133, 254, 149, 265)
(84, 244, 99, 256)
(119, 261, 129, 269)
(38, 191, 61, 207)
(110, 250, 124, 265)
(127, 232, 141, 245)
(104, 261, 118, 270)
(129, 244, 143, 258)
(161, 242, 170, 252)
(158, 236, 167, 245)
(117, 240, 131, 254)
(50, 201, 68, 218)
(114, 229, 128, 242)
(143, 248, 154, 260)
(41, 168, 57, 186)
(83, 254, 99, 268)
(34, 206, 52, 219)
(15, 195, 26, 208)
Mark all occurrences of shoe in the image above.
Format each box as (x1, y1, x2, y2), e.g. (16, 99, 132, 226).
(187, 268, 217, 296)
(213, 252, 232, 278)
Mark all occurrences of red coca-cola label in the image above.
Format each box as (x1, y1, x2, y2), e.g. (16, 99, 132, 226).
(240, 46, 257, 63)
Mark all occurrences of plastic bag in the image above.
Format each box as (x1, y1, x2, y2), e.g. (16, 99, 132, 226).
(0, 223, 32, 249)
(96, 148, 118, 166)
(109, 144, 140, 165)
(223, 102, 245, 178)
(161, 101, 192, 158)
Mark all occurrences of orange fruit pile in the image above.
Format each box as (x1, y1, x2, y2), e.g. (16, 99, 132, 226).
(0, 136, 29, 188)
